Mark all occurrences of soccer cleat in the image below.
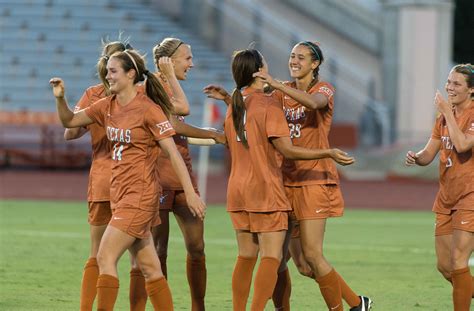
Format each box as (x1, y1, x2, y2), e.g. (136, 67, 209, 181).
(349, 296, 373, 311)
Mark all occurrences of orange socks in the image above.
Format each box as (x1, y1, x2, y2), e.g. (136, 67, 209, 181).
(452, 267, 472, 311)
(316, 269, 342, 311)
(159, 255, 168, 279)
(250, 257, 281, 311)
(336, 271, 361, 308)
(129, 268, 147, 311)
(97, 274, 119, 311)
(447, 274, 474, 298)
(146, 276, 174, 311)
(232, 256, 258, 311)
(186, 255, 207, 311)
(80, 257, 99, 311)
(272, 268, 292, 310)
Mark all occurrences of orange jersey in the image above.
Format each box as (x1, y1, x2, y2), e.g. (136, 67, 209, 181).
(224, 87, 291, 213)
(431, 104, 474, 212)
(74, 84, 110, 202)
(85, 93, 175, 210)
(155, 73, 197, 190)
(274, 81, 339, 186)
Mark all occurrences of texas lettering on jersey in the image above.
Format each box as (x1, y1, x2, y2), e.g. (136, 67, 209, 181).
(283, 105, 306, 122)
(107, 126, 131, 143)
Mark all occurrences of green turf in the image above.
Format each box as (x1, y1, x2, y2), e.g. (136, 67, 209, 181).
(0, 200, 455, 310)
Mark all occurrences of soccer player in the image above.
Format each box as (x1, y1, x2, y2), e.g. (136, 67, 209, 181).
(205, 41, 372, 311)
(406, 63, 474, 311)
(51, 48, 206, 311)
(151, 37, 225, 311)
(225, 48, 354, 311)
(63, 40, 152, 311)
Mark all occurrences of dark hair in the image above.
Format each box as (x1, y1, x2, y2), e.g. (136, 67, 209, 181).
(452, 63, 474, 98)
(296, 41, 324, 92)
(230, 49, 264, 148)
(110, 49, 173, 117)
(97, 40, 133, 94)
(153, 37, 184, 69)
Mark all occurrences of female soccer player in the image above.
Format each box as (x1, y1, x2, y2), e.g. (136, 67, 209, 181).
(63, 40, 152, 311)
(406, 63, 474, 311)
(226, 48, 354, 311)
(151, 37, 225, 311)
(205, 41, 372, 311)
(51, 48, 206, 310)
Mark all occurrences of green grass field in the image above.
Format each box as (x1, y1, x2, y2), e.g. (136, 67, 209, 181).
(0, 200, 456, 310)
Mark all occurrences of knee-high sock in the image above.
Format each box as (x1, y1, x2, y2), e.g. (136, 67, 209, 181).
(232, 256, 257, 311)
(97, 274, 119, 311)
(272, 268, 291, 310)
(446, 274, 474, 298)
(159, 255, 168, 280)
(335, 271, 361, 308)
(130, 268, 147, 311)
(315, 269, 342, 311)
(145, 277, 174, 311)
(80, 257, 99, 311)
(250, 257, 281, 311)
(452, 267, 472, 311)
(186, 255, 207, 311)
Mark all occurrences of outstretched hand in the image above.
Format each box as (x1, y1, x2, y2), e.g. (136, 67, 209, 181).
(49, 77, 65, 98)
(252, 70, 278, 88)
(203, 84, 229, 101)
(330, 149, 355, 166)
(405, 150, 419, 166)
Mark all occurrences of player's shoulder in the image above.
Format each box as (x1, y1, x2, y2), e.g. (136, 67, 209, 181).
(310, 80, 335, 94)
(86, 83, 106, 97)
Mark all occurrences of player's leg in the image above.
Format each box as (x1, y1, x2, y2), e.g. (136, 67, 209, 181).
(232, 223, 259, 311)
(129, 236, 173, 311)
(173, 192, 206, 311)
(96, 226, 136, 311)
(450, 208, 474, 311)
(80, 201, 110, 311)
(251, 229, 286, 311)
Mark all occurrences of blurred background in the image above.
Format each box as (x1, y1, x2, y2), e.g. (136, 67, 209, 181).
(0, 0, 473, 207)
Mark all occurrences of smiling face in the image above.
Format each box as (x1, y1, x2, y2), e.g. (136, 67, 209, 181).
(445, 70, 474, 105)
(288, 44, 319, 80)
(171, 44, 194, 80)
(105, 57, 135, 94)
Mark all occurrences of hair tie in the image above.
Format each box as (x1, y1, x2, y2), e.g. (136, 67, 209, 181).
(102, 55, 109, 61)
(143, 70, 150, 76)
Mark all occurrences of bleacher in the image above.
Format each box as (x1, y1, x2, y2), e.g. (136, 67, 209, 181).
(0, 0, 232, 167)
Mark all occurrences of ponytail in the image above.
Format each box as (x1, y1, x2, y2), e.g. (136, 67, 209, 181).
(144, 71, 174, 117)
(231, 88, 248, 148)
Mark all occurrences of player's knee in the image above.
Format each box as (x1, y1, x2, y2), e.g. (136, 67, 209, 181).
(185, 239, 205, 257)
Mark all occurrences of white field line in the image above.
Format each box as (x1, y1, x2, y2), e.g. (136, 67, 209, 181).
(11, 229, 437, 255)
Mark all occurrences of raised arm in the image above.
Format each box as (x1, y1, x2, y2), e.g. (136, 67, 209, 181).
(253, 71, 327, 110)
(159, 57, 190, 116)
(50, 78, 94, 128)
(203, 84, 232, 106)
(271, 136, 354, 165)
(435, 91, 474, 152)
(158, 137, 207, 219)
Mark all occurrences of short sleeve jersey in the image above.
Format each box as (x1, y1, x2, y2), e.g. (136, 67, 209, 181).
(74, 84, 110, 202)
(224, 87, 291, 213)
(273, 81, 339, 186)
(431, 104, 474, 212)
(85, 93, 175, 210)
(155, 73, 198, 191)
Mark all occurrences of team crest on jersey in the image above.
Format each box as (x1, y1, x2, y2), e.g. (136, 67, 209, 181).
(157, 121, 173, 134)
(318, 86, 334, 99)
